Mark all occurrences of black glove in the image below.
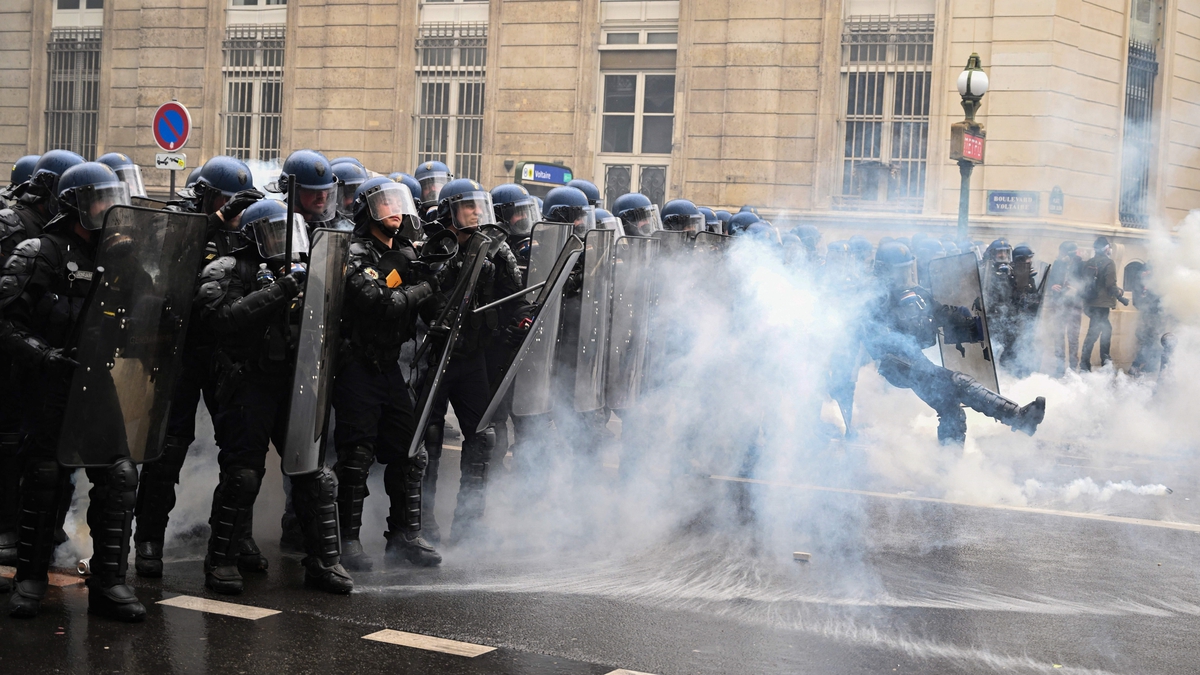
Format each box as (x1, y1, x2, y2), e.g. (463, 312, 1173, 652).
(42, 347, 79, 374)
(506, 305, 535, 347)
(218, 189, 264, 222)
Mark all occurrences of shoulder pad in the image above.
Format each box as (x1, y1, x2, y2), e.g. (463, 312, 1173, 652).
(0, 208, 24, 240)
(196, 256, 237, 309)
(349, 240, 373, 259)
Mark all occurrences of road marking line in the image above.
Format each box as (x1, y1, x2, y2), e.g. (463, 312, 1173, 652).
(605, 670, 658, 675)
(157, 595, 281, 620)
(709, 475, 1200, 533)
(362, 629, 496, 657)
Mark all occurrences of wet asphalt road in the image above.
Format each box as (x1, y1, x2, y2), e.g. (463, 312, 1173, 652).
(2, 419, 1199, 674)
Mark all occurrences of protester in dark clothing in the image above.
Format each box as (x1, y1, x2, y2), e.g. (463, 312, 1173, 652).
(1043, 241, 1085, 376)
(1130, 263, 1164, 376)
(1080, 236, 1127, 371)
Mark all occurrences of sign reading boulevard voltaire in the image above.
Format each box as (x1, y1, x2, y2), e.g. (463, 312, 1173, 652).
(987, 190, 1040, 217)
(520, 162, 573, 185)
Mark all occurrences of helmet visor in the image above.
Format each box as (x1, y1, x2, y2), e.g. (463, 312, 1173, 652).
(338, 181, 364, 218)
(497, 198, 541, 238)
(619, 204, 662, 236)
(992, 247, 1013, 264)
(598, 215, 625, 237)
(663, 212, 705, 233)
(365, 182, 422, 241)
(447, 191, 497, 231)
(878, 259, 918, 290)
(114, 165, 146, 198)
(419, 171, 451, 204)
(251, 212, 310, 261)
(76, 182, 131, 231)
(547, 204, 596, 234)
(296, 185, 338, 224)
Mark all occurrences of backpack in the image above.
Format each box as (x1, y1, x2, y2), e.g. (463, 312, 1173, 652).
(1081, 256, 1103, 303)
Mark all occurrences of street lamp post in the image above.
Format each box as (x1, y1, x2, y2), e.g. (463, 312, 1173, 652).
(950, 53, 989, 243)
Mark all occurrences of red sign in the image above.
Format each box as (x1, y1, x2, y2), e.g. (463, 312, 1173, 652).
(962, 133, 985, 162)
(152, 101, 191, 151)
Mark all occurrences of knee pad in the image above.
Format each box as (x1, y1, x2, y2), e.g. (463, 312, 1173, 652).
(293, 467, 337, 507)
(108, 458, 139, 492)
(26, 460, 62, 492)
(226, 467, 264, 506)
(336, 444, 374, 486)
(482, 426, 496, 450)
(424, 423, 442, 447)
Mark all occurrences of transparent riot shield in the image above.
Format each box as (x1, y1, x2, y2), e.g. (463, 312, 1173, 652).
(574, 228, 615, 413)
(281, 228, 350, 476)
(652, 229, 692, 257)
(58, 205, 209, 467)
(476, 235, 585, 432)
(928, 252, 1000, 394)
(131, 196, 170, 210)
(510, 222, 573, 417)
(692, 231, 732, 254)
(605, 235, 659, 411)
(407, 232, 492, 459)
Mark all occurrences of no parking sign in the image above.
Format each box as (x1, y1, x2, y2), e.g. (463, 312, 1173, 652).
(152, 101, 191, 151)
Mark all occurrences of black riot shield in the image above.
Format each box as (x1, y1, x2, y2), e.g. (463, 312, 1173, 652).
(928, 252, 1000, 394)
(574, 228, 615, 413)
(510, 222, 574, 417)
(282, 228, 351, 476)
(475, 235, 585, 432)
(407, 232, 492, 459)
(58, 205, 208, 467)
(605, 235, 658, 411)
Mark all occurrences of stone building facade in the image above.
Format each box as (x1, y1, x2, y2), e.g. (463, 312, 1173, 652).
(1, 0, 1196, 366)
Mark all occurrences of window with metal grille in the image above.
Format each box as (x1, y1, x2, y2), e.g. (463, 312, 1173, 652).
(45, 28, 101, 159)
(836, 15, 933, 212)
(1119, 41, 1158, 229)
(222, 25, 285, 162)
(414, 22, 487, 181)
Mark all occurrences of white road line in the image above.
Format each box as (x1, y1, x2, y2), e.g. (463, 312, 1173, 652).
(605, 670, 658, 675)
(362, 629, 496, 657)
(709, 474, 1200, 533)
(157, 595, 281, 620)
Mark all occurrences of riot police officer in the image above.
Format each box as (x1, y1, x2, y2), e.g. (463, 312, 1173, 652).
(727, 211, 760, 236)
(0, 162, 147, 620)
(195, 198, 352, 595)
(420, 178, 497, 545)
(96, 152, 147, 198)
(612, 192, 662, 236)
(331, 177, 440, 571)
(276, 150, 340, 230)
(414, 160, 452, 211)
(714, 209, 733, 235)
(998, 244, 1041, 376)
(660, 199, 705, 234)
(864, 242, 1045, 446)
(332, 161, 368, 221)
(133, 155, 263, 578)
(697, 207, 720, 234)
(1, 150, 85, 257)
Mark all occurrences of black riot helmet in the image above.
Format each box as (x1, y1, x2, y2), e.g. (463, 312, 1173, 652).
(490, 182, 541, 238)
(874, 241, 918, 292)
(611, 192, 661, 236)
(353, 176, 422, 242)
(194, 155, 255, 216)
(97, 152, 147, 198)
(566, 179, 602, 208)
(48, 162, 131, 232)
(728, 211, 760, 235)
(28, 149, 85, 210)
(436, 178, 497, 234)
(542, 186, 595, 235)
(414, 160, 452, 207)
(660, 199, 704, 233)
(238, 198, 309, 262)
(3, 154, 40, 198)
(332, 161, 369, 218)
(276, 149, 338, 224)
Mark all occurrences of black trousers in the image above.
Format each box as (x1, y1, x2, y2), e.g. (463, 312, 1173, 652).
(1080, 306, 1112, 370)
(332, 357, 418, 465)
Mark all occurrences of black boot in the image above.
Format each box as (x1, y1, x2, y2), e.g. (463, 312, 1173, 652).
(333, 444, 374, 572)
(953, 372, 1046, 436)
(84, 459, 145, 622)
(448, 430, 493, 546)
(133, 436, 189, 578)
(421, 424, 442, 544)
(8, 460, 64, 618)
(291, 469, 353, 594)
(383, 457, 441, 567)
(236, 511, 268, 574)
(0, 432, 22, 566)
(204, 468, 261, 595)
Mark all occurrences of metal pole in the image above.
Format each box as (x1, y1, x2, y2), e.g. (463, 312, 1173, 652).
(956, 159, 973, 243)
(472, 281, 546, 314)
(169, 169, 176, 202)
